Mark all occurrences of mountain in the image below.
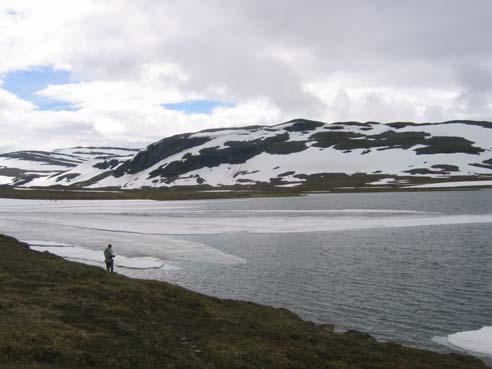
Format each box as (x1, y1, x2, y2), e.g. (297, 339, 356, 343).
(1, 119, 492, 189)
(0, 147, 138, 187)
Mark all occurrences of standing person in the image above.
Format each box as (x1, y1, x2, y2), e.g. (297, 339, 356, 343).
(104, 244, 115, 272)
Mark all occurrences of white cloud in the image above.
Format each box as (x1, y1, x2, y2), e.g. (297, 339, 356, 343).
(1, 0, 492, 152)
(0, 87, 35, 111)
(0, 80, 282, 153)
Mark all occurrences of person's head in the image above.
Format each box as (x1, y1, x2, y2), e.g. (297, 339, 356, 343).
(108, 244, 112, 249)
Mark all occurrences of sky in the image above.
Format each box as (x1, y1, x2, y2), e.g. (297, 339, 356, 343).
(0, 0, 491, 152)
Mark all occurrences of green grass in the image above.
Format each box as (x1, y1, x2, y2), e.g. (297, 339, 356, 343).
(0, 235, 487, 369)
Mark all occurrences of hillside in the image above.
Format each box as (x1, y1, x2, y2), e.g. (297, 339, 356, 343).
(1, 120, 492, 190)
(0, 234, 486, 369)
(0, 147, 138, 187)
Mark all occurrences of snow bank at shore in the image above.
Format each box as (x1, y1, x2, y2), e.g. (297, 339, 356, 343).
(26, 241, 179, 271)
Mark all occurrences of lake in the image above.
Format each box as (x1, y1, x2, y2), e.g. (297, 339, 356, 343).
(1, 190, 491, 354)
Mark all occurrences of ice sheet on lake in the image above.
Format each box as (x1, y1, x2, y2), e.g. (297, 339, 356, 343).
(29, 243, 179, 270)
(14, 229, 247, 266)
(432, 327, 492, 358)
(1, 198, 491, 267)
(1, 199, 492, 237)
(448, 327, 492, 357)
(8, 211, 492, 235)
(0, 199, 202, 213)
(25, 240, 73, 247)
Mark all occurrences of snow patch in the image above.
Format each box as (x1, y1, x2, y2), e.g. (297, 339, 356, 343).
(199, 190, 234, 193)
(369, 178, 410, 185)
(408, 180, 492, 188)
(29, 243, 178, 270)
(0, 175, 14, 185)
(275, 183, 303, 187)
(0, 157, 69, 171)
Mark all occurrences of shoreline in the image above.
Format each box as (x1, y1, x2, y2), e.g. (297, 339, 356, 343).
(0, 236, 486, 369)
(0, 184, 491, 202)
(5, 233, 490, 368)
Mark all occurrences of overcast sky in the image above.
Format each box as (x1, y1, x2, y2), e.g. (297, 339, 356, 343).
(1, 0, 491, 152)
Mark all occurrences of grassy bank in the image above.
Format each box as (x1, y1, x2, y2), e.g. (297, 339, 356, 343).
(0, 184, 490, 202)
(0, 187, 302, 201)
(0, 234, 486, 369)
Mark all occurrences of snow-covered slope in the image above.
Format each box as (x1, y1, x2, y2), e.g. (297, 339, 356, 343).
(89, 119, 492, 189)
(0, 147, 138, 186)
(3, 120, 492, 189)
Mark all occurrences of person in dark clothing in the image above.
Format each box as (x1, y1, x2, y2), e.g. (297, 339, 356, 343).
(104, 244, 115, 272)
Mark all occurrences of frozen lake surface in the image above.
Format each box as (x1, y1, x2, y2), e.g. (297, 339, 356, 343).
(1, 190, 491, 357)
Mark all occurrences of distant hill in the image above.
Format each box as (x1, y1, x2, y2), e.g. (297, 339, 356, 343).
(1, 120, 492, 190)
(0, 147, 138, 187)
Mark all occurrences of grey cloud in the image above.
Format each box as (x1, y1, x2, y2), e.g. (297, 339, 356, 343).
(453, 62, 492, 117)
(64, 0, 492, 118)
(3, 0, 492, 152)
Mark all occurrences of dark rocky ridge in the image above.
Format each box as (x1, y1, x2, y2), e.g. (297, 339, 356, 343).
(114, 134, 211, 177)
(93, 159, 121, 170)
(309, 131, 483, 154)
(387, 120, 492, 129)
(148, 133, 307, 182)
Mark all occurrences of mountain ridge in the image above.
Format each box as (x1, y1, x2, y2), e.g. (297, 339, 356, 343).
(1, 119, 492, 190)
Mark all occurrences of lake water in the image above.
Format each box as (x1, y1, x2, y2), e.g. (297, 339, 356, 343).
(1, 190, 491, 354)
